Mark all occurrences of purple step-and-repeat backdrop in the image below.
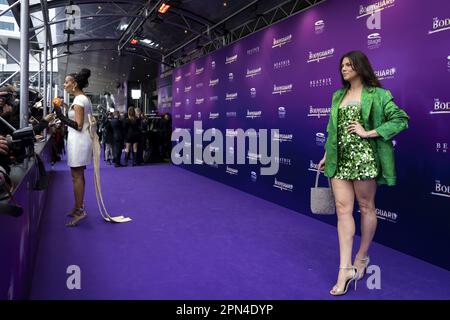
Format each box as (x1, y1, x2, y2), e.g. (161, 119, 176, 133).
(171, 0, 450, 270)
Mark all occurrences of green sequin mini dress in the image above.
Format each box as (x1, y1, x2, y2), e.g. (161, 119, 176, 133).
(334, 101, 378, 180)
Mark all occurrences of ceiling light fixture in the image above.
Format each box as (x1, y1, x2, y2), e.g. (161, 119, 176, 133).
(158, 3, 170, 14)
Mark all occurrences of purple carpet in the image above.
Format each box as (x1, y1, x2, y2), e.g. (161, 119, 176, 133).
(30, 159, 450, 300)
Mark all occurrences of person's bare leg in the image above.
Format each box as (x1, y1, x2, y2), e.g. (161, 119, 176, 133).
(330, 178, 357, 293)
(353, 179, 377, 277)
(67, 167, 87, 226)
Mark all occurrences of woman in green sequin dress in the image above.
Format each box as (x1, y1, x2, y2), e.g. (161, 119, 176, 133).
(334, 101, 378, 181)
(317, 51, 409, 296)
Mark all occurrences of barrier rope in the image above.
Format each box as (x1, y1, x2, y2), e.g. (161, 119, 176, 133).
(88, 114, 132, 223)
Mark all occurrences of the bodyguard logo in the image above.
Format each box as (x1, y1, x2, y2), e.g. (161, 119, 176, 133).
(184, 114, 192, 120)
(315, 20, 325, 34)
(273, 132, 293, 143)
(226, 166, 239, 175)
(246, 110, 262, 119)
(209, 112, 219, 119)
(175, 75, 182, 82)
(375, 67, 396, 80)
(374, 208, 398, 223)
(209, 95, 219, 102)
(430, 98, 450, 114)
(309, 160, 320, 172)
(357, 0, 396, 19)
(226, 92, 238, 101)
(429, 17, 450, 35)
(307, 48, 335, 63)
(184, 86, 191, 93)
(209, 78, 219, 86)
(272, 83, 293, 95)
(195, 67, 204, 75)
(272, 34, 293, 48)
(431, 180, 450, 198)
(195, 98, 204, 105)
(278, 107, 286, 118)
(367, 33, 382, 50)
(246, 67, 262, 78)
(196, 82, 204, 88)
(308, 105, 331, 118)
(273, 178, 294, 192)
(226, 111, 237, 118)
(226, 54, 238, 64)
(174, 101, 181, 108)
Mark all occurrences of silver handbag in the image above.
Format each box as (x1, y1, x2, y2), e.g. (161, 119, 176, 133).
(310, 170, 336, 215)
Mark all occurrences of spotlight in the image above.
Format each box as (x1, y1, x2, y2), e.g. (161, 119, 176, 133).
(158, 3, 170, 14)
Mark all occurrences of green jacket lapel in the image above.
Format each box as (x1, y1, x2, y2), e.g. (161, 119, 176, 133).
(331, 88, 346, 128)
(361, 86, 374, 124)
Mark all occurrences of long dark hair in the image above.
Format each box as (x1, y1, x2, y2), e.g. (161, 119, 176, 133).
(339, 51, 382, 89)
(128, 106, 136, 123)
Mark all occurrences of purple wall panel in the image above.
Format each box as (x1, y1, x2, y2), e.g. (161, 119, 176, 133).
(171, 0, 450, 270)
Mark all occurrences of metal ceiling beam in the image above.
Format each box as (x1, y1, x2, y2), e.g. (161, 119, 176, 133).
(29, 0, 144, 13)
(164, 0, 260, 60)
(118, 0, 164, 53)
(173, 0, 325, 66)
(30, 14, 145, 32)
(52, 38, 119, 49)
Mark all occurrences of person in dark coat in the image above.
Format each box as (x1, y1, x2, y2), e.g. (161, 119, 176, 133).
(110, 110, 124, 167)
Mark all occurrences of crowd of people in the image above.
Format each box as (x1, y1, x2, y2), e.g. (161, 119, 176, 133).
(97, 106, 172, 167)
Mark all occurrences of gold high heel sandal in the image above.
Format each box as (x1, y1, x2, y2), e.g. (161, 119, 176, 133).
(330, 266, 358, 296)
(66, 208, 87, 227)
(354, 256, 370, 281)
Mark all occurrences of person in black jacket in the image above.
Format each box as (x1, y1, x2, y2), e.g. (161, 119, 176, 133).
(123, 106, 141, 166)
(110, 110, 124, 167)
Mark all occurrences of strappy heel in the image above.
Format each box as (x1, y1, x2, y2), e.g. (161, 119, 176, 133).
(354, 256, 370, 280)
(330, 266, 358, 296)
(66, 208, 87, 227)
(66, 208, 76, 217)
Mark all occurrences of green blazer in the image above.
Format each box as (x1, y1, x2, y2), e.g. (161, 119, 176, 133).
(324, 86, 409, 186)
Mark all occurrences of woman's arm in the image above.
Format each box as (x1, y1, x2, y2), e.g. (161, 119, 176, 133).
(374, 90, 409, 141)
(54, 104, 84, 131)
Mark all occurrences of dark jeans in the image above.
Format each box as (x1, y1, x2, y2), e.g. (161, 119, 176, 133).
(112, 139, 124, 165)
